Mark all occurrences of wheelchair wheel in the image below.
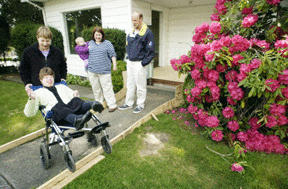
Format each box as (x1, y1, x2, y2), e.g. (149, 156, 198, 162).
(64, 151, 75, 172)
(87, 132, 98, 146)
(101, 135, 112, 154)
(40, 142, 52, 169)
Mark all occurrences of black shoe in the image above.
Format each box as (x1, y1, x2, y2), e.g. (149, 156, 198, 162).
(74, 111, 92, 130)
(92, 101, 104, 113)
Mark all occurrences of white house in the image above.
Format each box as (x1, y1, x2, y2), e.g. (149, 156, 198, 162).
(25, 0, 216, 83)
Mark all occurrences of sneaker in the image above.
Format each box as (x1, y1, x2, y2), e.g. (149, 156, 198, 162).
(108, 107, 117, 112)
(133, 106, 144, 114)
(118, 104, 133, 110)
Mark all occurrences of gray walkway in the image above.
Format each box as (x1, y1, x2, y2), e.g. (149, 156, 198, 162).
(0, 74, 175, 189)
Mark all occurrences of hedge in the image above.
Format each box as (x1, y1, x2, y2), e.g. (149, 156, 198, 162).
(81, 27, 126, 60)
(10, 23, 64, 58)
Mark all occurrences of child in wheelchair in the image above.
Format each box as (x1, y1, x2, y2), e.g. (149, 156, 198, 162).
(24, 67, 112, 172)
(24, 67, 104, 130)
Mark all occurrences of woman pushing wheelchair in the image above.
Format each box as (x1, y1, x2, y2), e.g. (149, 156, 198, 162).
(24, 67, 104, 129)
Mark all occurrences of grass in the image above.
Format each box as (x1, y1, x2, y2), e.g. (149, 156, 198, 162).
(0, 80, 43, 145)
(65, 113, 288, 189)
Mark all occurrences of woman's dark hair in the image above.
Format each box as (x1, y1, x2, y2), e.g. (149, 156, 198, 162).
(91, 26, 105, 42)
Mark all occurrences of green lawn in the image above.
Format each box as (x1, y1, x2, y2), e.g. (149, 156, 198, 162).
(0, 80, 43, 145)
(65, 114, 288, 189)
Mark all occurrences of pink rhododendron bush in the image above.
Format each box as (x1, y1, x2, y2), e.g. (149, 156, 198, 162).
(171, 0, 288, 154)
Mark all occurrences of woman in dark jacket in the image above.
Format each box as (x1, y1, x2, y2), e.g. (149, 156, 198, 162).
(19, 26, 67, 98)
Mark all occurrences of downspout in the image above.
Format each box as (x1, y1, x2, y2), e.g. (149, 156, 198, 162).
(20, 0, 47, 26)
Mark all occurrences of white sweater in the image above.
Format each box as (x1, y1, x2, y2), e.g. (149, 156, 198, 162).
(24, 84, 75, 117)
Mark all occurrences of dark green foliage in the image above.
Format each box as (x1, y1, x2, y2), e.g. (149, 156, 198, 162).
(183, 74, 194, 106)
(0, 66, 18, 74)
(111, 60, 126, 92)
(81, 27, 126, 60)
(0, 0, 43, 27)
(10, 23, 64, 58)
(0, 16, 10, 56)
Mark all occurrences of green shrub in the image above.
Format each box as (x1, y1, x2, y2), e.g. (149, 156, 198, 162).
(66, 60, 127, 93)
(10, 23, 64, 58)
(81, 27, 126, 60)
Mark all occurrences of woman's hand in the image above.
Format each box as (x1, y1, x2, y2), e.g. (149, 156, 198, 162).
(25, 83, 33, 97)
(73, 90, 80, 97)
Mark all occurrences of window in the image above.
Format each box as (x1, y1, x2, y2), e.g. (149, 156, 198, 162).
(65, 8, 101, 54)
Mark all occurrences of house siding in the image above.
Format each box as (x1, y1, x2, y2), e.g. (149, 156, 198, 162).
(167, 4, 215, 62)
(43, 0, 130, 77)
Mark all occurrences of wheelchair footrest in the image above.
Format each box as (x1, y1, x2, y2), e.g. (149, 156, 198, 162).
(91, 122, 110, 134)
(69, 131, 85, 139)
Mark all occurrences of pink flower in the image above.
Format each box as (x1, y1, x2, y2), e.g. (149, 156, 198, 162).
(242, 14, 258, 28)
(219, 36, 232, 47)
(232, 54, 244, 66)
(242, 7, 253, 15)
(210, 86, 220, 101)
(208, 70, 219, 82)
(191, 87, 202, 97)
(222, 107, 234, 119)
(282, 87, 288, 99)
(231, 35, 250, 52)
(195, 80, 207, 89)
(250, 58, 262, 70)
(211, 40, 223, 51)
(249, 117, 261, 130)
(227, 97, 237, 105)
(278, 69, 288, 85)
(210, 13, 220, 21)
(211, 130, 224, 141)
(227, 120, 240, 131)
(206, 116, 220, 127)
(226, 71, 238, 81)
(205, 51, 215, 62)
(210, 22, 222, 34)
(237, 72, 247, 82)
(266, 0, 281, 5)
(278, 115, 288, 126)
(190, 69, 201, 80)
(195, 23, 210, 34)
(269, 104, 286, 116)
(184, 121, 190, 126)
(187, 104, 198, 114)
(216, 64, 227, 73)
(240, 64, 251, 74)
(265, 79, 280, 92)
(266, 116, 278, 128)
(231, 163, 244, 172)
(237, 131, 248, 142)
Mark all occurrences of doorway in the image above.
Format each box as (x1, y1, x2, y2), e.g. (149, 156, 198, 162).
(150, 10, 160, 68)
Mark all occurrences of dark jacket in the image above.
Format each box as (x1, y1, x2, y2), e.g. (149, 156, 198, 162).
(19, 43, 67, 86)
(126, 25, 155, 66)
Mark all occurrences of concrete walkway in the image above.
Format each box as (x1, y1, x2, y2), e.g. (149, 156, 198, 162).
(0, 74, 175, 189)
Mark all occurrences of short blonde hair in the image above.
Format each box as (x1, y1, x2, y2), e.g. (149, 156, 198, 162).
(75, 37, 85, 44)
(39, 67, 54, 80)
(36, 26, 52, 39)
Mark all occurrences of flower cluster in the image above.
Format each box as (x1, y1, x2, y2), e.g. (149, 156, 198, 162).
(171, 0, 288, 155)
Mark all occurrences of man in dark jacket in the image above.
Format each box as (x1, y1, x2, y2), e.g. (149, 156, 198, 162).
(19, 26, 67, 98)
(119, 12, 155, 114)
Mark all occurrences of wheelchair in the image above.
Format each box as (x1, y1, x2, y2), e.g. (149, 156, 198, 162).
(39, 106, 112, 172)
(32, 82, 112, 172)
